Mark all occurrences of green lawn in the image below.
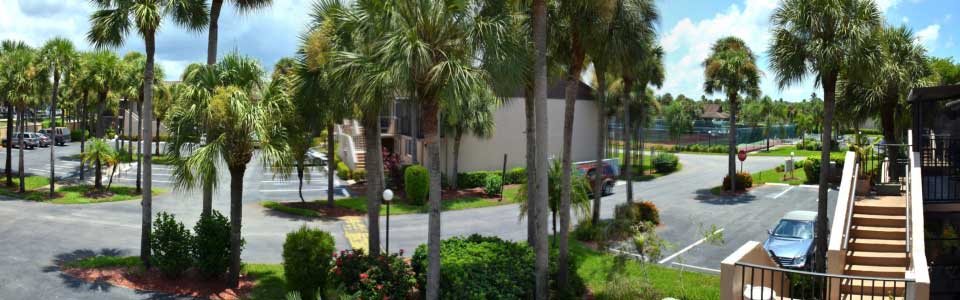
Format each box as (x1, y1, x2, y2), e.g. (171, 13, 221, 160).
(752, 145, 845, 159)
(263, 185, 523, 217)
(0, 176, 50, 198)
(0, 179, 163, 204)
(571, 240, 719, 299)
(752, 167, 808, 186)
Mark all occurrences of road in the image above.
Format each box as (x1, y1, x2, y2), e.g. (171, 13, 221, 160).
(0, 144, 837, 299)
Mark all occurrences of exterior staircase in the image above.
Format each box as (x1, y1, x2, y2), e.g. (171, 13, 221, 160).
(352, 124, 366, 170)
(841, 195, 910, 298)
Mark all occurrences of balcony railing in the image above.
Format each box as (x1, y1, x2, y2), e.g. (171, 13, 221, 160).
(734, 262, 915, 300)
(918, 135, 960, 203)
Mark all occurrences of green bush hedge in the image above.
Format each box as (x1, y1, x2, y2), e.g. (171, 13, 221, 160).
(151, 212, 193, 278)
(676, 144, 727, 153)
(457, 171, 493, 189)
(336, 161, 350, 180)
(70, 130, 89, 142)
(333, 249, 416, 300)
(572, 218, 639, 245)
(484, 175, 503, 196)
(412, 235, 535, 300)
(614, 201, 661, 226)
(283, 226, 335, 300)
(404, 165, 429, 205)
(505, 167, 526, 185)
(722, 172, 754, 191)
(192, 210, 232, 278)
(351, 169, 367, 181)
(803, 158, 821, 184)
(652, 153, 679, 173)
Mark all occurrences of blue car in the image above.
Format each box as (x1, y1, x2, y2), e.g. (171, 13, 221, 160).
(763, 210, 817, 270)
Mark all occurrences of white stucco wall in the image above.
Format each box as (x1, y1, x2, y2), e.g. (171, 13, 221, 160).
(441, 97, 600, 175)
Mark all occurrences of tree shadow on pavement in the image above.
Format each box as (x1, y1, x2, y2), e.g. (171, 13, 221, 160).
(44, 249, 127, 293)
(694, 188, 757, 205)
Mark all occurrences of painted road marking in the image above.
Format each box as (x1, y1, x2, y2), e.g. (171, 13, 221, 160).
(340, 216, 368, 252)
(261, 188, 329, 193)
(658, 228, 726, 264)
(771, 186, 795, 199)
(671, 262, 720, 273)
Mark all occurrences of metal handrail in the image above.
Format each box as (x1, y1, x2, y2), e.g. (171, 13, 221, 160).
(842, 164, 860, 250)
(735, 262, 917, 283)
(905, 164, 912, 255)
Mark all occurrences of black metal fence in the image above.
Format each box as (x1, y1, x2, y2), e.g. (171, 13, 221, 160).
(734, 262, 914, 300)
(861, 143, 911, 187)
(919, 136, 960, 203)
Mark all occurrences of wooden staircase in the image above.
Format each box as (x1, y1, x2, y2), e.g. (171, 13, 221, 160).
(842, 195, 910, 298)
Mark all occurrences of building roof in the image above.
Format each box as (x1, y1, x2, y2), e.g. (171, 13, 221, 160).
(907, 84, 960, 103)
(782, 210, 817, 222)
(701, 104, 729, 119)
(510, 78, 596, 100)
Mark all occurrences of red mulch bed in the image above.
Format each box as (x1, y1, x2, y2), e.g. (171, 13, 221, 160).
(281, 201, 363, 218)
(61, 267, 255, 300)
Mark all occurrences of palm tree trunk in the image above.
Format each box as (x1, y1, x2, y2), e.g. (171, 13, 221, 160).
(532, 0, 550, 297)
(451, 132, 462, 191)
(17, 111, 25, 192)
(592, 65, 607, 225)
(50, 71, 60, 198)
(207, 0, 224, 66)
(127, 102, 133, 154)
(95, 158, 103, 190)
(80, 94, 87, 181)
(6, 102, 13, 186)
(421, 94, 442, 300)
(362, 113, 383, 255)
(728, 93, 738, 192)
(814, 72, 838, 273)
(96, 92, 106, 138)
(880, 94, 899, 179)
(155, 118, 161, 155)
(140, 32, 157, 270)
(558, 49, 583, 288)
(622, 78, 634, 203)
(524, 88, 536, 245)
(228, 165, 244, 288)
(297, 161, 305, 203)
(136, 102, 143, 194)
(327, 123, 335, 208)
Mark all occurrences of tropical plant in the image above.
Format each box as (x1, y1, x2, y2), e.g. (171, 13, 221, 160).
(0, 40, 30, 188)
(443, 92, 496, 191)
(769, 0, 882, 272)
(663, 96, 698, 142)
(283, 226, 335, 300)
(517, 159, 592, 236)
(702, 36, 761, 193)
(39, 38, 78, 198)
(272, 57, 315, 203)
(2, 44, 46, 192)
(80, 138, 119, 192)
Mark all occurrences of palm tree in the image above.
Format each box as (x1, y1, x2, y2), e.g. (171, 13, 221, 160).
(768, 0, 882, 272)
(517, 158, 592, 236)
(154, 82, 175, 156)
(3, 45, 45, 192)
(702, 36, 761, 192)
(39, 38, 77, 198)
(272, 57, 313, 203)
(88, 0, 208, 269)
(0, 40, 30, 187)
(205, 0, 271, 65)
(531, 0, 549, 298)
(81, 138, 118, 192)
(120, 52, 166, 194)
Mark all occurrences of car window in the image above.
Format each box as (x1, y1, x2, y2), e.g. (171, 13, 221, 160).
(772, 220, 814, 239)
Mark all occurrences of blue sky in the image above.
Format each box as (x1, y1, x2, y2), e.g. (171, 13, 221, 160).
(0, 0, 956, 102)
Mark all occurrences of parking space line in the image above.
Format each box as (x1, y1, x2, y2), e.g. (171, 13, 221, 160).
(261, 188, 329, 193)
(771, 186, 794, 199)
(658, 228, 725, 264)
(671, 262, 720, 273)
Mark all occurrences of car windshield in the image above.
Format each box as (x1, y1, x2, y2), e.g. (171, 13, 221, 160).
(772, 220, 814, 239)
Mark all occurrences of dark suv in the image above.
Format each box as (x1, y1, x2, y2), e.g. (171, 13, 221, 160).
(578, 162, 616, 196)
(38, 128, 66, 146)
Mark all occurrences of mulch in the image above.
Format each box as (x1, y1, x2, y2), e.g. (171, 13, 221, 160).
(280, 201, 363, 218)
(61, 267, 255, 300)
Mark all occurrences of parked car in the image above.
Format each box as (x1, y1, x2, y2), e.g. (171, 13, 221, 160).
(39, 127, 70, 145)
(577, 162, 616, 196)
(2, 132, 40, 149)
(304, 148, 328, 167)
(764, 210, 817, 270)
(35, 132, 50, 147)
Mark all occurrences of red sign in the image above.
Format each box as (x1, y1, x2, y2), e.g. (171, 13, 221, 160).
(738, 149, 747, 161)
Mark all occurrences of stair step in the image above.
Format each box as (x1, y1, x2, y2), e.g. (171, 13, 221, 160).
(844, 264, 906, 278)
(840, 294, 904, 300)
(845, 251, 908, 267)
(853, 204, 905, 216)
(840, 279, 909, 297)
(851, 214, 906, 228)
(848, 238, 906, 252)
(850, 226, 906, 240)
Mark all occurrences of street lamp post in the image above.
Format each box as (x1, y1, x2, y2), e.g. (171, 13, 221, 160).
(382, 189, 394, 253)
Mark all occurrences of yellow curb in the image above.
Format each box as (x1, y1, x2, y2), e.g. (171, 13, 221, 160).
(339, 216, 368, 252)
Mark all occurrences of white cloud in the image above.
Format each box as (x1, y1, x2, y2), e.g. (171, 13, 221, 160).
(874, 0, 903, 12)
(902, 16, 910, 23)
(916, 24, 941, 49)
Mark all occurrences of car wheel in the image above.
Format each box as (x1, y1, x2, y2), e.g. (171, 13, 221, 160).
(603, 182, 614, 196)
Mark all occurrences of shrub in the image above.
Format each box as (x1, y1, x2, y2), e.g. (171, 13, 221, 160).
(412, 235, 535, 300)
(775, 164, 785, 172)
(614, 201, 661, 226)
(483, 174, 503, 196)
(722, 172, 754, 191)
(151, 212, 193, 278)
(383, 148, 403, 190)
(457, 171, 492, 189)
(70, 130, 89, 142)
(333, 249, 416, 300)
(351, 169, 367, 181)
(652, 153, 679, 173)
(572, 219, 638, 245)
(404, 165, 429, 205)
(192, 210, 231, 278)
(336, 161, 351, 180)
(804, 158, 821, 184)
(595, 273, 662, 300)
(505, 167, 526, 185)
(283, 226, 336, 300)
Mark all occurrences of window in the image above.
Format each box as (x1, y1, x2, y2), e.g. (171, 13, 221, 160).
(773, 220, 814, 239)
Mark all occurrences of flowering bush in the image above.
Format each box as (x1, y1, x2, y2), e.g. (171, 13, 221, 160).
(332, 249, 416, 300)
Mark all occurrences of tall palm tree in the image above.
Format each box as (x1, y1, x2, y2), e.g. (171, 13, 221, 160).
(531, 0, 549, 298)
(81, 138, 118, 192)
(272, 57, 313, 203)
(88, 0, 209, 269)
(154, 82, 175, 156)
(39, 38, 78, 198)
(0, 40, 30, 187)
(443, 92, 496, 191)
(121, 52, 166, 194)
(205, 0, 271, 65)
(702, 36, 761, 192)
(1, 44, 44, 192)
(768, 0, 882, 272)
